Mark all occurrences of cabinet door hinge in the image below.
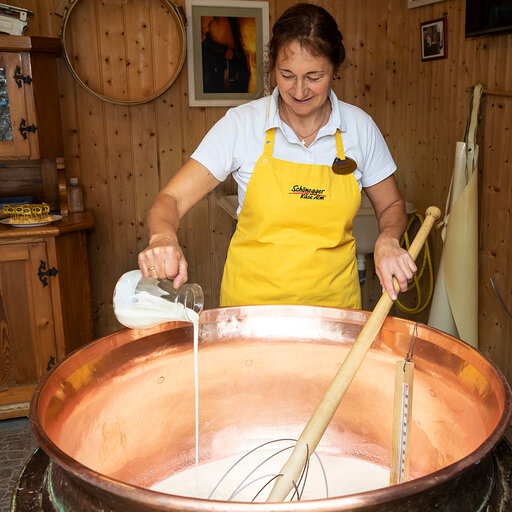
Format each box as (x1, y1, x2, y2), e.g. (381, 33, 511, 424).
(19, 118, 37, 140)
(38, 260, 58, 287)
(13, 66, 32, 88)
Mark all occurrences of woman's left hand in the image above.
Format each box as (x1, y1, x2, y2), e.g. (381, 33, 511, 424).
(364, 176, 417, 301)
(373, 233, 417, 301)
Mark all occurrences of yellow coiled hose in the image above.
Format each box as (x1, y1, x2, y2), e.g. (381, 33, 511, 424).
(395, 213, 434, 314)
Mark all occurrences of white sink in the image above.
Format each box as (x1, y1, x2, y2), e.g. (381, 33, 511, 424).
(218, 193, 415, 255)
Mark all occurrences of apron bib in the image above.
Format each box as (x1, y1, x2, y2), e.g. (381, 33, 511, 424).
(220, 126, 361, 308)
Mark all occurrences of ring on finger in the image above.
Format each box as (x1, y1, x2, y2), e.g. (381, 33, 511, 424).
(148, 266, 156, 272)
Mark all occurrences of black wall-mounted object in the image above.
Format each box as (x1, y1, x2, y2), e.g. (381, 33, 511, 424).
(466, 0, 512, 37)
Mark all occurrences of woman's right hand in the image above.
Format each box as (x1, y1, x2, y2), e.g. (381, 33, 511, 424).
(137, 234, 188, 288)
(138, 158, 221, 288)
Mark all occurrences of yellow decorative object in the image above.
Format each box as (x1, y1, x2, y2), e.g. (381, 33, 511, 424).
(3, 202, 54, 224)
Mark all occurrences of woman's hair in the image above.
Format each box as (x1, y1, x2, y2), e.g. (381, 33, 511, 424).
(267, 3, 345, 75)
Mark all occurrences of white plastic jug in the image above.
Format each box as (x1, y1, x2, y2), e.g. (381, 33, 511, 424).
(113, 270, 203, 329)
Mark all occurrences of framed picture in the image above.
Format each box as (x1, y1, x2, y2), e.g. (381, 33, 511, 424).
(185, 0, 269, 107)
(408, 0, 445, 8)
(420, 18, 447, 61)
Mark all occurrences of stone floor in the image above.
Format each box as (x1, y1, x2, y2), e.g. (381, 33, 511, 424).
(0, 418, 39, 512)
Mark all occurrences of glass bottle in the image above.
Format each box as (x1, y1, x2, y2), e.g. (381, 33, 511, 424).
(68, 177, 84, 212)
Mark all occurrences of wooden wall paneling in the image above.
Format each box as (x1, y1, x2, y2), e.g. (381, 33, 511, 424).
(395, 0, 413, 194)
(274, 0, 299, 20)
(179, 96, 211, 303)
(131, 103, 160, 256)
(123, 0, 154, 101)
(487, 37, 505, 92)
(65, 0, 118, 336)
(479, 96, 512, 379)
(415, 14, 432, 207)
(57, 60, 82, 179)
(54, 230, 94, 353)
(363, 0, 387, 131)
(472, 39, 491, 95)
(154, 76, 187, 273)
(266, 0, 276, 39)
(151, 0, 185, 94)
(183, 197, 212, 305)
(36, 0, 61, 36)
(73, 90, 113, 337)
(103, 104, 139, 278)
(207, 180, 236, 307)
(477, 98, 494, 355)
(97, 0, 128, 102)
(397, 8, 418, 207)
(333, 0, 366, 108)
(433, 8, 454, 186)
(427, 60, 443, 200)
(439, 1, 459, 197)
(55, 0, 82, 182)
(501, 132, 512, 384)
(205, 107, 234, 307)
(503, 55, 512, 384)
(385, 0, 405, 185)
(429, 6, 451, 196)
(154, 79, 186, 187)
(450, 1, 472, 145)
(476, 35, 512, 377)
(97, 2, 140, 276)
(409, 6, 443, 213)
(151, 0, 169, 93)
(493, 103, 512, 379)
(63, 0, 103, 98)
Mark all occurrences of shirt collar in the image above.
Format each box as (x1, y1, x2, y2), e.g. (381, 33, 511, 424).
(265, 87, 347, 134)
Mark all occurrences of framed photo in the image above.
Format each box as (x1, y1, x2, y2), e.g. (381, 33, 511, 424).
(420, 18, 447, 61)
(408, 0, 445, 8)
(185, 0, 269, 107)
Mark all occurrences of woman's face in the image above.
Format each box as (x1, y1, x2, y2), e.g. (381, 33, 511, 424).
(275, 40, 334, 118)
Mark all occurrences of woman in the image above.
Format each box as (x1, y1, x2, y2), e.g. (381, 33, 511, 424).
(138, 3, 416, 307)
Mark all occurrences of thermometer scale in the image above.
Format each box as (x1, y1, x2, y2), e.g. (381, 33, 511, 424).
(390, 360, 414, 485)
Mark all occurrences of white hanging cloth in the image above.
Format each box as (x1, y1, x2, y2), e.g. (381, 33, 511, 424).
(428, 84, 483, 349)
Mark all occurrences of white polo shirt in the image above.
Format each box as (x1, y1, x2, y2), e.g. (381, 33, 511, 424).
(192, 87, 396, 214)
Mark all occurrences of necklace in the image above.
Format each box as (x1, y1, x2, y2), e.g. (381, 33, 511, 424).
(279, 99, 330, 146)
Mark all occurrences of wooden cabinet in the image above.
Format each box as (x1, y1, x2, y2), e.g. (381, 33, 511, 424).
(0, 35, 63, 160)
(0, 35, 93, 419)
(0, 36, 67, 215)
(0, 212, 94, 420)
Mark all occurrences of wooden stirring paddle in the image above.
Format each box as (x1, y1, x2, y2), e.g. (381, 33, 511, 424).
(267, 206, 442, 502)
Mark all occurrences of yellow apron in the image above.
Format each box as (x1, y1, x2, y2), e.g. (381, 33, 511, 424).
(220, 126, 361, 308)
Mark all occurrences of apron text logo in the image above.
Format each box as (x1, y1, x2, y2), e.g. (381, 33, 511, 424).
(289, 185, 326, 200)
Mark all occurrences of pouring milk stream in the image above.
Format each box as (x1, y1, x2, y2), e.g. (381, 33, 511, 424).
(113, 270, 203, 472)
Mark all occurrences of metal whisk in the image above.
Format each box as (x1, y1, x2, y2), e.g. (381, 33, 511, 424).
(208, 438, 328, 502)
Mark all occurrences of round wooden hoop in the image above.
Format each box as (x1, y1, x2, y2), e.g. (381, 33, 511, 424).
(59, 0, 186, 106)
